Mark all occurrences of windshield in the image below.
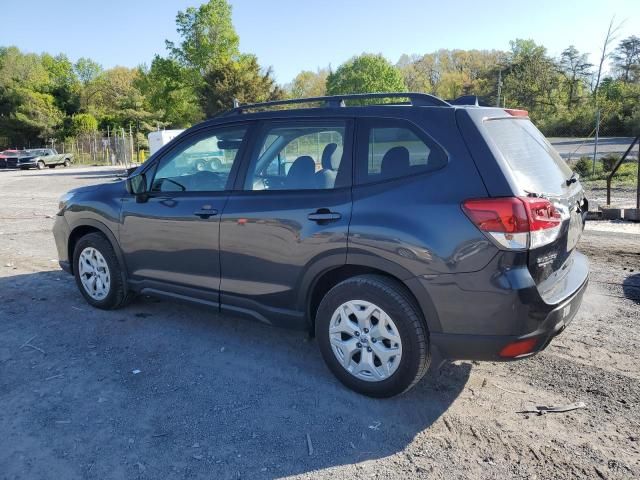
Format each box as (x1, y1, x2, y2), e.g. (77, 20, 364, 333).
(483, 117, 573, 196)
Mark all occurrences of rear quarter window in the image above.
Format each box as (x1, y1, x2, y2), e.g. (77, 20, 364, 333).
(483, 118, 573, 195)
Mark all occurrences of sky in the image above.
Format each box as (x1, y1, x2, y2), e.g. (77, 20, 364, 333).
(1, 0, 638, 84)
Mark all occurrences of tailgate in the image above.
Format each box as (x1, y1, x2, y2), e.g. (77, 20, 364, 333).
(474, 114, 588, 288)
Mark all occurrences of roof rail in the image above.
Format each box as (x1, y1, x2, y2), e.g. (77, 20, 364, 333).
(220, 92, 450, 117)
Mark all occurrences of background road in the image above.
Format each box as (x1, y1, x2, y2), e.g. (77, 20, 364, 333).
(1, 167, 639, 479)
(548, 136, 639, 161)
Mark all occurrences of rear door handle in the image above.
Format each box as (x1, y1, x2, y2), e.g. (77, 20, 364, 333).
(308, 210, 342, 222)
(193, 208, 218, 219)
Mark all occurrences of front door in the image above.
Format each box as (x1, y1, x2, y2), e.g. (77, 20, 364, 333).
(119, 124, 251, 300)
(219, 119, 353, 325)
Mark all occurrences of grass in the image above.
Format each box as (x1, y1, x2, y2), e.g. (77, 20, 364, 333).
(572, 157, 639, 189)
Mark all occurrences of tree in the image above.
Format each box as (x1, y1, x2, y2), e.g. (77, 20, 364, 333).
(397, 53, 436, 93)
(166, 0, 240, 73)
(558, 46, 592, 107)
(71, 113, 98, 134)
(326, 54, 407, 95)
(200, 54, 283, 117)
(612, 36, 640, 83)
(0, 47, 64, 145)
(501, 39, 560, 113)
(137, 57, 202, 127)
(289, 68, 328, 98)
(42, 53, 81, 116)
(593, 18, 622, 98)
(74, 57, 102, 86)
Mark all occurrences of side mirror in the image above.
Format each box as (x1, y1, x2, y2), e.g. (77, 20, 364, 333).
(126, 173, 147, 197)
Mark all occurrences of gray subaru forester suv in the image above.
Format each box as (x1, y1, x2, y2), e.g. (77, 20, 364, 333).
(53, 93, 588, 397)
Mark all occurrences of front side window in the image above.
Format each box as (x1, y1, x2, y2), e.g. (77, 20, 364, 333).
(357, 119, 447, 184)
(151, 126, 247, 192)
(245, 121, 349, 191)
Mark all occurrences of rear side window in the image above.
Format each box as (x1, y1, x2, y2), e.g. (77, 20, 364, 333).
(244, 120, 350, 191)
(483, 118, 573, 195)
(356, 119, 447, 184)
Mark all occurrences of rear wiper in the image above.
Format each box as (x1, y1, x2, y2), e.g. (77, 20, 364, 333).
(566, 172, 579, 186)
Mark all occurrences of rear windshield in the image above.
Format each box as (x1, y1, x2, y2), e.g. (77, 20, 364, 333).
(483, 118, 573, 195)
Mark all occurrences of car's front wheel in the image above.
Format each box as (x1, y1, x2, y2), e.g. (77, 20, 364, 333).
(73, 232, 132, 309)
(36, 160, 45, 170)
(316, 274, 430, 397)
(63, 159, 71, 167)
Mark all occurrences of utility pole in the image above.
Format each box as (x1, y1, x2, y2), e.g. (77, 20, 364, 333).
(129, 124, 134, 165)
(496, 69, 502, 107)
(592, 109, 600, 176)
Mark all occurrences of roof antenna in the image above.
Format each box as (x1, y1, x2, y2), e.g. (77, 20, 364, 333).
(233, 98, 240, 108)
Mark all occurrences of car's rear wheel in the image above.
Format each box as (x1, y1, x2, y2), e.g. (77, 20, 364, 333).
(73, 232, 132, 310)
(37, 160, 45, 170)
(316, 274, 430, 397)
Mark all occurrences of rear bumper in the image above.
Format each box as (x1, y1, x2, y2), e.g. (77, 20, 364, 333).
(416, 249, 589, 361)
(430, 275, 587, 360)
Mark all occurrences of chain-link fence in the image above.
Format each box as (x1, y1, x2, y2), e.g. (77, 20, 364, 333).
(544, 107, 640, 208)
(43, 130, 141, 167)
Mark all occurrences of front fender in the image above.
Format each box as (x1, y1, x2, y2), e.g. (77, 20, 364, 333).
(67, 218, 128, 277)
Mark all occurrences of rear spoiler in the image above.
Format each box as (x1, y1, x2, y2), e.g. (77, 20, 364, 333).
(447, 95, 490, 107)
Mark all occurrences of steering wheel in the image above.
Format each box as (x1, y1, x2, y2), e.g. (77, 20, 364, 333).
(192, 170, 226, 190)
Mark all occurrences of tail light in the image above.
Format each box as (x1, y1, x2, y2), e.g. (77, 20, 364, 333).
(462, 197, 562, 250)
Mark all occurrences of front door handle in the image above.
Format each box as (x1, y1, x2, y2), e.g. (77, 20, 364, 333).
(308, 209, 342, 223)
(193, 208, 218, 219)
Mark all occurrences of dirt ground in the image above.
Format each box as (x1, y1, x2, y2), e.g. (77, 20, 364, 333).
(1, 166, 639, 480)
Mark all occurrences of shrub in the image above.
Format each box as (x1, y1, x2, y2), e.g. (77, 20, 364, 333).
(574, 156, 592, 177)
(601, 154, 620, 173)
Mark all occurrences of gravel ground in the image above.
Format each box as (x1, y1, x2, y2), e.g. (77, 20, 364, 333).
(0, 167, 639, 480)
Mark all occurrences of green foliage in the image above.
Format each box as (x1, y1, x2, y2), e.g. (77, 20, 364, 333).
(74, 57, 102, 85)
(0, 47, 64, 144)
(574, 157, 592, 177)
(601, 154, 620, 172)
(137, 57, 202, 128)
(288, 69, 328, 98)
(71, 113, 98, 134)
(327, 54, 407, 96)
(572, 156, 637, 188)
(200, 55, 283, 117)
(166, 0, 239, 72)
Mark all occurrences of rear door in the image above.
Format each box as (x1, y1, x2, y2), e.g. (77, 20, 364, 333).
(219, 118, 353, 325)
(464, 111, 587, 286)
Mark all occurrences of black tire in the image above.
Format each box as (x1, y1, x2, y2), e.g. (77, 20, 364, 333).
(37, 160, 45, 170)
(211, 158, 223, 170)
(316, 274, 430, 397)
(72, 232, 133, 310)
(63, 159, 70, 167)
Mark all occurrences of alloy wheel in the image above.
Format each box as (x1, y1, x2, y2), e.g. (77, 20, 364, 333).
(78, 247, 111, 300)
(329, 300, 403, 382)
